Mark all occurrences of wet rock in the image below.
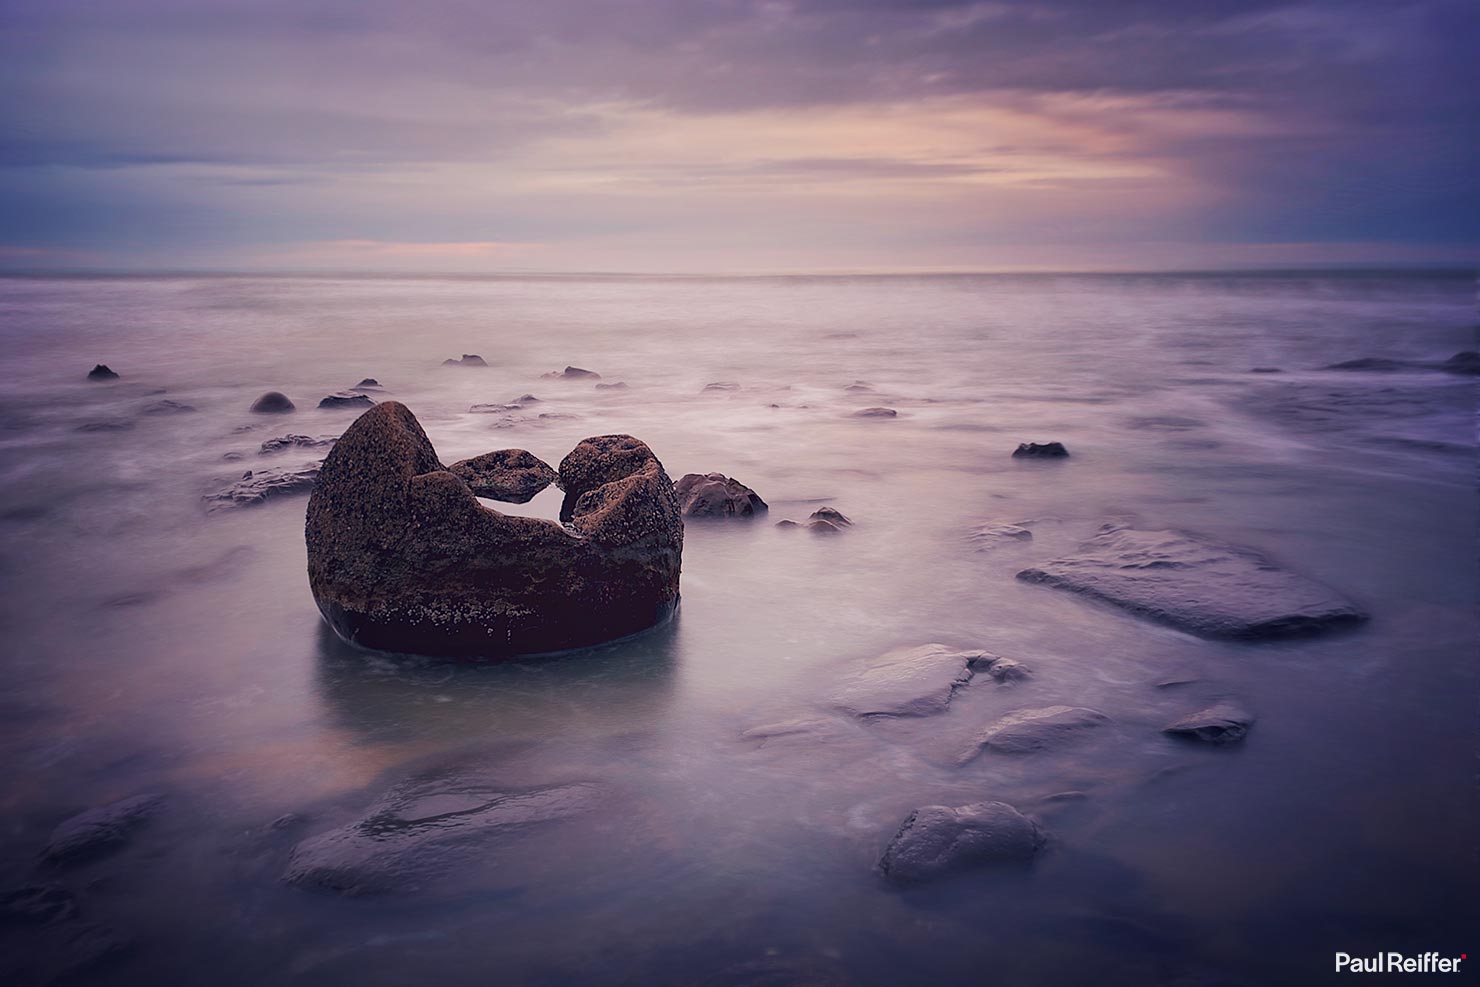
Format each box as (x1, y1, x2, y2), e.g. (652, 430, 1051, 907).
(442, 354, 487, 367)
(356, 378, 382, 388)
(221, 451, 244, 461)
(206, 463, 321, 508)
(845, 380, 874, 392)
(968, 652, 1031, 682)
(76, 420, 134, 433)
(86, 365, 119, 381)
(1012, 441, 1069, 458)
(1163, 701, 1253, 745)
(250, 391, 296, 413)
(142, 399, 195, 415)
(960, 706, 1107, 761)
(702, 381, 739, 392)
(306, 403, 682, 658)
(283, 773, 601, 895)
(595, 381, 628, 390)
(1248, 367, 1284, 374)
(259, 434, 336, 454)
(740, 718, 839, 743)
(833, 644, 982, 717)
(447, 448, 558, 503)
(542, 366, 600, 379)
(878, 801, 1046, 884)
(810, 507, 852, 527)
(318, 392, 374, 410)
(853, 407, 897, 418)
(969, 522, 1033, 549)
(43, 794, 163, 862)
(1441, 350, 1480, 375)
(674, 473, 768, 518)
(1016, 524, 1367, 639)
(777, 506, 852, 533)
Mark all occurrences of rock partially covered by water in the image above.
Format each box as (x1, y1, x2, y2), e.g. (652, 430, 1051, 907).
(970, 522, 1034, 550)
(443, 354, 488, 367)
(595, 381, 628, 390)
(259, 434, 336, 454)
(1017, 524, 1367, 639)
(960, 706, 1108, 761)
(43, 794, 163, 862)
(1012, 441, 1069, 458)
(207, 463, 321, 508)
(306, 403, 683, 658)
(318, 392, 374, 410)
(852, 407, 897, 418)
(86, 364, 119, 381)
(543, 366, 600, 379)
(833, 644, 986, 717)
(283, 770, 601, 895)
(779, 506, 852, 533)
(1163, 701, 1254, 744)
(1442, 350, 1480, 375)
(674, 473, 768, 518)
(356, 378, 382, 388)
(878, 801, 1046, 884)
(142, 399, 195, 415)
(447, 449, 558, 503)
(250, 391, 295, 413)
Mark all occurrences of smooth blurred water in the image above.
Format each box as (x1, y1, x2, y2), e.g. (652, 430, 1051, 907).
(0, 271, 1475, 986)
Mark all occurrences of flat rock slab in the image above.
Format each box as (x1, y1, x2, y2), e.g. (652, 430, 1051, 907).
(284, 776, 600, 895)
(1163, 702, 1254, 744)
(206, 462, 321, 508)
(1017, 524, 1366, 639)
(878, 801, 1045, 883)
(44, 794, 163, 862)
(832, 644, 980, 717)
(960, 706, 1107, 761)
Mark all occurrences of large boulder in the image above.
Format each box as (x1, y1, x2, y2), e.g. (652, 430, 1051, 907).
(673, 473, 767, 518)
(1017, 524, 1367, 639)
(877, 801, 1046, 883)
(447, 449, 557, 503)
(306, 403, 683, 658)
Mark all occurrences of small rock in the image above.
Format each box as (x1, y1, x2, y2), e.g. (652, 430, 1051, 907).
(142, 399, 195, 415)
(740, 718, 836, 742)
(810, 507, 852, 526)
(76, 420, 134, 433)
(355, 378, 381, 388)
(443, 354, 488, 367)
(221, 451, 244, 461)
(1162, 701, 1253, 745)
(86, 365, 119, 381)
(969, 523, 1033, 549)
(206, 463, 321, 508)
(317, 393, 374, 410)
(1441, 350, 1480, 375)
(1248, 367, 1283, 374)
(448, 448, 558, 504)
(968, 653, 1031, 682)
(259, 434, 337, 454)
(960, 706, 1107, 761)
(44, 794, 163, 862)
(833, 644, 978, 717)
(702, 382, 739, 392)
(542, 366, 600, 379)
(595, 381, 628, 390)
(250, 391, 296, 413)
(853, 407, 897, 418)
(1012, 441, 1069, 458)
(878, 801, 1046, 883)
(674, 473, 768, 518)
(844, 381, 873, 392)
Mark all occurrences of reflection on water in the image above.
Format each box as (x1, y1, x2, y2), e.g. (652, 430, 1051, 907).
(0, 271, 1475, 986)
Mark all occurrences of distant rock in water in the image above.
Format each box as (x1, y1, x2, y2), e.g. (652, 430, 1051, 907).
(542, 366, 600, 379)
(1163, 701, 1254, 745)
(702, 381, 740, 392)
(1012, 441, 1069, 458)
(852, 407, 897, 418)
(86, 364, 119, 381)
(44, 794, 163, 862)
(443, 354, 488, 367)
(355, 378, 382, 389)
(1017, 523, 1367, 639)
(969, 522, 1033, 550)
(1323, 357, 1412, 372)
(878, 801, 1046, 884)
(845, 380, 874, 392)
(777, 506, 853, 533)
(318, 392, 374, 410)
(207, 463, 321, 508)
(811, 506, 852, 526)
(1441, 350, 1480, 375)
(250, 391, 295, 413)
(1321, 352, 1480, 375)
(283, 768, 601, 895)
(448, 448, 558, 503)
(959, 706, 1108, 761)
(305, 402, 682, 658)
(142, 399, 196, 415)
(76, 419, 134, 433)
(595, 381, 628, 390)
(259, 434, 336, 454)
(1248, 367, 1284, 374)
(674, 472, 767, 518)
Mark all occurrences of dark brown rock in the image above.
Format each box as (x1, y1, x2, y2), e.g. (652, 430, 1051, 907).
(86, 364, 119, 381)
(250, 391, 295, 413)
(853, 407, 897, 418)
(1013, 441, 1069, 458)
(674, 473, 767, 518)
(306, 403, 683, 658)
(356, 378, 382, 388)
(542, 366, 600, 379)
(448, 449, 558, 503)
(318, 392, 374, 410)
(259, 434, 336, 454)
(442, 354, 488, 367)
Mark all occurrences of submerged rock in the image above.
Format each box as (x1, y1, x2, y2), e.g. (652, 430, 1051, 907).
(207, 463, 321, 508)
(833, 644, 981, 717)
(142, 399, 195, 415)
(318, 392, 374, 410)
(259, 434, 336, 454)
(777, 506, 853, 533)
(44, 794, 163, 862)
(852, 407, 897, 418)
(810, 506, 852, 526)
(845, 380, 874, 392)
(969, 652, 1031, 682)
(969, 522, 1033, 550)
(306, 403, 682, 658)
(1323, 357, 1412, 372)
(960, 706, 1107, 761)
(250, 391, 295, 413)
(878, 801, 1046, 884)
(674, 473, 768, 518)
(595, 381, 628, 390)
(1441, 350, 1480, 375)
(443, 354, 488, 367)
(76, 419, 134, 433)
(283, 772, 601, 895)
(355, 378, 382, 388)
(1017, 524, 1367, 639)
(542, 366, 600, 379)
(1248, 367, 1284, 374)
(702, 381, 739, 392)
(447, 448, 558, 503)
(0, 884, 78, 924)
(1163, 701, 1254, 745)
(86, 364, 119, 381)
(1012, 441, 1069, 458)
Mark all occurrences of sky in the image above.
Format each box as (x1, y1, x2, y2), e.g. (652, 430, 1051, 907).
(1, 0, 1476, 273)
